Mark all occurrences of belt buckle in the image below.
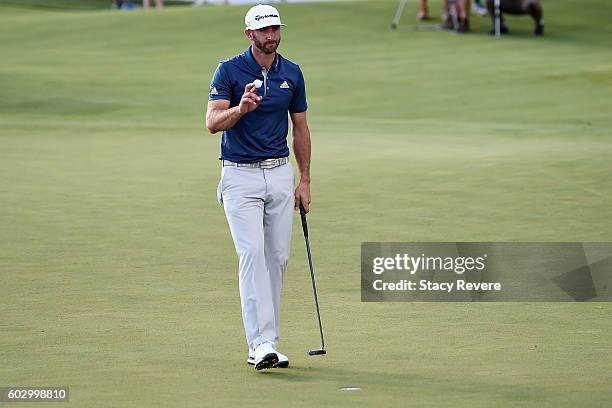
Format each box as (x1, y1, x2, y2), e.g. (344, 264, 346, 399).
(259, 159, 277, 169)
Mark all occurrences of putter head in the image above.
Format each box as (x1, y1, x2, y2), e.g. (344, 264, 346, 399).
(308, 349, 326, 356)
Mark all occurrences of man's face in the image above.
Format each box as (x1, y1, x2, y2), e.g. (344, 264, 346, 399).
(247, 25, 281, 54)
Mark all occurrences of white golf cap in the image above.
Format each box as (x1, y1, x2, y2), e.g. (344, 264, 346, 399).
(245, 4, 285, 31)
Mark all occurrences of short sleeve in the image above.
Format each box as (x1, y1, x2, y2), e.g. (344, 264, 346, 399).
(208, 62, 232, 101)
(289, 66, 307, 113)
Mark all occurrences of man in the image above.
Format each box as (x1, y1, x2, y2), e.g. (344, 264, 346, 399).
(486, 0, 544, 35)
(205, 4, 312, 371)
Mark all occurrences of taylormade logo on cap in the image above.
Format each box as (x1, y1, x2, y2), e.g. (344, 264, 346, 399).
(245, 4, 286, 30)
(255, 14, 279, 21)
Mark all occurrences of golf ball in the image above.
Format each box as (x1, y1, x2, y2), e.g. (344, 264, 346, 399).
(339, 387, 361, 392)
(253, 79, 263, 89)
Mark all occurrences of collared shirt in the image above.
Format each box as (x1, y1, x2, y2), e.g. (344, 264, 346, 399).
(208, 47, 307, 163)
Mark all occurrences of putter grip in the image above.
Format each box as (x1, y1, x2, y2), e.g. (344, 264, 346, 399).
(299, 203, 309, 238)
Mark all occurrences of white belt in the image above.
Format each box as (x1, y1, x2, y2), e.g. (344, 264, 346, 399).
(222, 157, 289, 169)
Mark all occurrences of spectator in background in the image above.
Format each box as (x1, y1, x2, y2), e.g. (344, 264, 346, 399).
(473, 0, 488, 16)
(486, 0, 544, 35)
(420, 0, 480, 32)
(143, 0, 164, 8)
(440, 0, 471, 32)
(455, 0, 471, 32)
(111, 0, 135, 9)
(417, 0, 430, 20)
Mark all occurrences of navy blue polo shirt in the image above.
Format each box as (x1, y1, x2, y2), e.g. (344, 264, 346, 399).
(208, 47, 307, 163)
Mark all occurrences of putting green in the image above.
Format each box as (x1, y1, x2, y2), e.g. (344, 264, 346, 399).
(1, 1, 611, 406)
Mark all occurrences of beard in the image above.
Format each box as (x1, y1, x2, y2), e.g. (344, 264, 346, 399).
(253, 36, 280, 54)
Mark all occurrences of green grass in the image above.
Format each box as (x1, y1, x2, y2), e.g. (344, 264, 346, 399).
(1, 1, 611, 406)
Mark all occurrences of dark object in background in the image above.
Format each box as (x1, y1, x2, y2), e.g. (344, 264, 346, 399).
(111, 0, 135, 9)
(486, 0, 544, 35)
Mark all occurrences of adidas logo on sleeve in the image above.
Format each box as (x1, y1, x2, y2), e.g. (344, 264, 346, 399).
(280, 81, 290, 89)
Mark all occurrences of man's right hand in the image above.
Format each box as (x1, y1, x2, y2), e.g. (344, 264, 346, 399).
(238, 83, 262, 114)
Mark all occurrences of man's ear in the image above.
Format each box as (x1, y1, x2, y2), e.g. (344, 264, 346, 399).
(244, 29, 252, 40)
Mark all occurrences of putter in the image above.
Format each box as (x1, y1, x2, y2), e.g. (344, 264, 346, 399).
(299, 203, 326, 356)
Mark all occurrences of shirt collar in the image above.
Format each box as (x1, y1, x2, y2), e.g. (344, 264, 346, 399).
(244, 47, 280, 73)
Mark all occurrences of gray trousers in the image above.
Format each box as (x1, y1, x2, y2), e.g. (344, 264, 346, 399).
(217, 162, 294, 350)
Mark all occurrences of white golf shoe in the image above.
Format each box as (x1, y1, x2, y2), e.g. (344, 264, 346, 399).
(253, 342, 279, 371)
(248, 347, 289, 368)
(274, 350, 289, 368)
